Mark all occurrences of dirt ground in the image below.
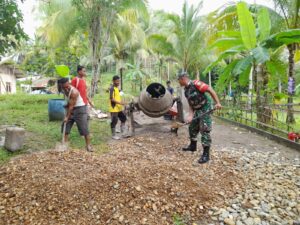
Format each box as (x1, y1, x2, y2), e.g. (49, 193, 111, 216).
(0, 113, 299, 225)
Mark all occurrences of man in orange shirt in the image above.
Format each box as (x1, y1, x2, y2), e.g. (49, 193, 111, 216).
(71, 65, 94, 108)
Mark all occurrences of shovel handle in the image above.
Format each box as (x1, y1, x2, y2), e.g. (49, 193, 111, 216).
(62, 122, 67, 144)
(185, 108, 216, 125)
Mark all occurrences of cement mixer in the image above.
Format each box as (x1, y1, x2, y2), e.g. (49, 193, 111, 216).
(136, 83, 174, 117)
(125, 82, 182, 136)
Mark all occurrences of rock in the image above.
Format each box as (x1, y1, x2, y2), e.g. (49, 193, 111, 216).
(248, 209, 256, 218)
(236, 221, 243, 225)
(220, 210, 230, 219)
(253, 218, 261, 224)
(152, 204, 157, 211)
(244, 218, 254, 225)
(135, 186, 142, 192)
(224, 218, 235, 225)
(119, 215, 124, 222)
(113, 183, 119, 189)
(141, 218, 147, 224)
(4, 127, 25, 152)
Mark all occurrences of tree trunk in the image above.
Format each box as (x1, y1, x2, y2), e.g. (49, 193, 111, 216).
(167, 61, 170, 81)
(208, 71, 212, 86)
(261, 65, 271, 124)
(278, 80, 282, 93)
(256, 64, 262, 124)
(248, 66, 254, 109)
(196, 70, 200, 80)
(90, 16, 101, 97)
(120, 68, 123, 91)
(286, 43, 296, 124)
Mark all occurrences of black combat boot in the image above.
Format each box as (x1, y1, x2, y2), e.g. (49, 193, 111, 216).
(198, 146, 210, 164)
(182, 140, 197, 152)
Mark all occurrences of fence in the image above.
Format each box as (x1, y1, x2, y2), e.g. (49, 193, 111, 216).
(215, 98, 300, 140)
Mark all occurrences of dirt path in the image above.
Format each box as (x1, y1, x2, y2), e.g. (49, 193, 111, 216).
(0, 114, 299, 225)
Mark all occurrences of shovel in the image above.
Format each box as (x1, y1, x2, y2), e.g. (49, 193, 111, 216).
(171, 108, 215, 135)
(55, 122, 69, 151)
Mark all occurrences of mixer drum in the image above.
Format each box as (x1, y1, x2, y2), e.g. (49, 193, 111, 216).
(137, 83, 173, 118)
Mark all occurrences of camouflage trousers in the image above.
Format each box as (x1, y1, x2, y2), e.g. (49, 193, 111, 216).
(189, 103, 212, 147)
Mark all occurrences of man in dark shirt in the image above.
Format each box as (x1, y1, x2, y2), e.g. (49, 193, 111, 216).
(166, 80, 174, 95)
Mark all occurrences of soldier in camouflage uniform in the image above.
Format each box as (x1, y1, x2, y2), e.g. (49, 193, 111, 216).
(178, 72, 222, 164)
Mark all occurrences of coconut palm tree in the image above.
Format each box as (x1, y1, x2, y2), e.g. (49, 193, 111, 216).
(38, 0, 148, 96)
(161, 1, 205, 72)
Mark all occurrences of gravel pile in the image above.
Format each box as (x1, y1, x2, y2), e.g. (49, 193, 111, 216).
(0, 126, 299, 225)
(208, 148, 300, 225)
(0, 133, 243, 225)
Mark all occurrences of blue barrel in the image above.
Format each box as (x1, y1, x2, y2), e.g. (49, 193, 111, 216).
(48, 99, 66, 121)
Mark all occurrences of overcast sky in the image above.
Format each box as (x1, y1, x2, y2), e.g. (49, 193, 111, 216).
(19, 0, 274, 38)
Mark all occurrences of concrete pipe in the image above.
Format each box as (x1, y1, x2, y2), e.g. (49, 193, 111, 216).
(137, 83, 173, 118)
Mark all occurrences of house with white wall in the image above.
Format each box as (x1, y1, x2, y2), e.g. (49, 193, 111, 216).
(0, 61, 23, 94)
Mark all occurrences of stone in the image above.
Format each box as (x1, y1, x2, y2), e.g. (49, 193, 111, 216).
(4, 127, 25, 152)
(119, 215, 124, 222)
(236, 221, 243, 225)
(244, 218, 254, 225)
(135, 186, 141, 192)
(253, 218, 261, 224)
(113, 183, 119, 189)
(224, 218, 235, 225)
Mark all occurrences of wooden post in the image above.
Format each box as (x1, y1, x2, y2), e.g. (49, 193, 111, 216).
(120, 68, 123, 91)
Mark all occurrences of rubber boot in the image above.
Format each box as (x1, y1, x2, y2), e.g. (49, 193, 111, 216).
(111, 128, 120, 140)
(198, 146, 210, 164)
(182, 140, 197, 152)
(121, 123, 126, 134)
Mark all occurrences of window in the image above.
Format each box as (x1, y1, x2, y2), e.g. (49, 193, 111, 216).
(6, 82, 11, 93)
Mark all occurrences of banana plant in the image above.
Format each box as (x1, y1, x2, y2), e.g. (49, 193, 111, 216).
(204, 2, 300, 123)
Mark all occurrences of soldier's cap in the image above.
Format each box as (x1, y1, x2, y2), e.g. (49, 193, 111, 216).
(177, 71, 188, 79)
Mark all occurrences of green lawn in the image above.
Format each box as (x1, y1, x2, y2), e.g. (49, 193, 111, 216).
(0, 93, 112, 163)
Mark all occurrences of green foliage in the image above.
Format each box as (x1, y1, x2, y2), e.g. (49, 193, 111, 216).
(233, 56, 253, 76)
(0, 0, 27, 55)
(237, 2, 257, 50)
(257, 8, 271, 41)
(215, 60, 238, 92)
(161, 1, 205, 71)
(252, 46, 270, 64)
(263, 29, 300, 49)
(55, 65, 70, 78)
(172, 214, 185, 225)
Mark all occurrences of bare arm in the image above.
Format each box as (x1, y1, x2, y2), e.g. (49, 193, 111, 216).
(207, 86, 222, 109)
(65, 90, 79, 121)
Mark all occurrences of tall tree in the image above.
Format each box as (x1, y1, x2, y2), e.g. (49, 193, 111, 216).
(163, 1, 205, 72)
(0, 0, 27, 57)
(272, 0, 300, 123)
(38, 0, 148, 96)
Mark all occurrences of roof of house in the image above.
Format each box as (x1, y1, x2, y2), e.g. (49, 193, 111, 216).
(31, 78, 56, 88)
(0, 59, 24, 78)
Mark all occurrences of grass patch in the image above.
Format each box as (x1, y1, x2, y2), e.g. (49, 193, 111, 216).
(0, 93, 111, 163)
